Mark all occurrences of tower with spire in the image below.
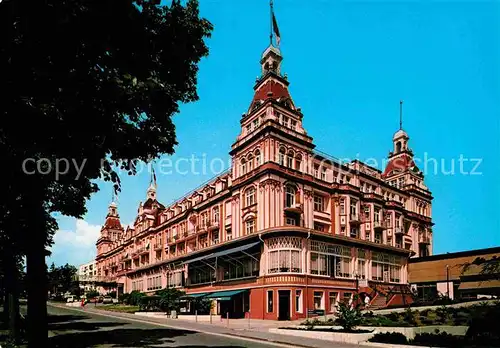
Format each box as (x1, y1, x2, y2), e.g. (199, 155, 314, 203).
(96, 195, 124, 257)
(382, 101, 425, 189)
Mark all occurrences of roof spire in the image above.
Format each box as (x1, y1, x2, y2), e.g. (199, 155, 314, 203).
(269, 0, 273, 46)
(399, 100, 403, 130)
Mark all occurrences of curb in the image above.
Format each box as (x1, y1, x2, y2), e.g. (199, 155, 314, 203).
(363, 342, 439, 348)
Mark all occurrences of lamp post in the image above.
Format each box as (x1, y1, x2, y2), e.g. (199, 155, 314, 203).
(446, 265, 450, 299)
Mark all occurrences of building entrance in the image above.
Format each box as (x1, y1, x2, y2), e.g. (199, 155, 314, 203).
(278, 290, 291, 320)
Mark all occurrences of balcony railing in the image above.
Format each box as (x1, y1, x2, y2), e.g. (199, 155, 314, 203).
(394, 227, 403, 234)
(373, 221, 385, 230)
(350, 214, 361, 224)
(154, 242, 163, 250)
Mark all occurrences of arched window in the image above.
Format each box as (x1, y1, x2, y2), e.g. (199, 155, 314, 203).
(245, 218, 256, 235)
(241, 158, 247, 175)
(287, 150, 294, 168)
(255, 149, 262, 166)
(279, 147, 286, 166)
(247, 154, 254, 172)
(285, 185, 296, 208)
(295, 154, 302, 172)
(245, 187, 256, 207)
(396, 141, 402, 153)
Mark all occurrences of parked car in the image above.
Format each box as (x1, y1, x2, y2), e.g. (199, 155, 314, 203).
(66, 295, 76, 303)
(102, 296, 113, 304)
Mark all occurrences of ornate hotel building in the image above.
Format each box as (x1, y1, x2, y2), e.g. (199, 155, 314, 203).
(95, 43, 433, 320)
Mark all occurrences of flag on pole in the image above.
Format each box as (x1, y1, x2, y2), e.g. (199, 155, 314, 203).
(271, 4, 281, 46)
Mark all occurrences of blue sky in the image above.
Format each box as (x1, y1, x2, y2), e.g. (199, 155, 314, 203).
(48, 0, 500, 267)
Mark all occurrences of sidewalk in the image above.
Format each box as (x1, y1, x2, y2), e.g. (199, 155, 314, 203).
(51, 303, 369, 348)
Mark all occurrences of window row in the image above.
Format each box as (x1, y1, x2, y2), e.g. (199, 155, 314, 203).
(146, 275, 162, 291)
(240, 149, 262, 175)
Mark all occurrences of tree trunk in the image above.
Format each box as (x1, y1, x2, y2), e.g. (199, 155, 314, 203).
(5, 255, 21, 344)
(26, 238, 47, 348)
(3, 282, 10, 329)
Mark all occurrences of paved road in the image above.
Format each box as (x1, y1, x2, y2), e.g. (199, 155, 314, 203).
(47, 304, 289, 348)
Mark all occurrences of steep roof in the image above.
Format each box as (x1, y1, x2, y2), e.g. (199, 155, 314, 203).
(382, 153, 416, 178)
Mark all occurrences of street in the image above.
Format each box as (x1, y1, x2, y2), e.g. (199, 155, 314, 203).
(47, 304, 288, 348)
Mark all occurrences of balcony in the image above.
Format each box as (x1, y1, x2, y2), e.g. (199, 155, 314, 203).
(419, 231, 431, 245)
(154, 242, 163, 251)
(284, 203, 303, 214)
(373, 221, 385, 231)
(350, 214, 361, 225)
(394, 227, 404, 235)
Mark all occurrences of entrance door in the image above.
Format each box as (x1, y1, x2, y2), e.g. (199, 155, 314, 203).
(278, 290, 291, 320)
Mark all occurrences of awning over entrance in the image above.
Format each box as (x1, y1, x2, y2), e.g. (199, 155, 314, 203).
(205, 289, 247, 301)
(458, 279, 500, 290)
(183, 241, 260, 265)
(182, 292, 208, 299)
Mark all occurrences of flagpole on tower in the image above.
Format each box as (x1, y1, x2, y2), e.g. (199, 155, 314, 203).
(270, 0, 273, 46)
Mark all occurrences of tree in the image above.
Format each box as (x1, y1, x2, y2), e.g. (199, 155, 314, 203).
(0, 0, 212, 346)
(156, 288, 185, 314)
(47, 263, 79, 295)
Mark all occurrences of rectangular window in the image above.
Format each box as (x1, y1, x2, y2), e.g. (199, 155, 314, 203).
(329, 292, 338, 313)
(246, 124, 252, 133)
(313, 291, 324, 310)
(314, 165, 319, 178)
(313, 195, 324, 211)
(375, 231, 382, 244)
(343, 293, 352, 304)
(321, 167, 327, 181)
(350, 199, 357, 216)
(313, 222, 325, 232)
(295, 290, 302, 313)
(291, 119, 297, 131)
(339, 198, 345, 215)
(267, 290, 273, 312)
(286, 217, 297, 226)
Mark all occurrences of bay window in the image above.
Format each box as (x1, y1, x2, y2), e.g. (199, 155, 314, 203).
(267, 237, 302, 274)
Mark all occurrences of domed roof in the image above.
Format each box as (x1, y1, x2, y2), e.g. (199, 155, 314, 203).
(393, 129, 408, 140)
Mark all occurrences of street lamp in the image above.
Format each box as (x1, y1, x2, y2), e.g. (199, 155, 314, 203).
(446, 265, 450, 299)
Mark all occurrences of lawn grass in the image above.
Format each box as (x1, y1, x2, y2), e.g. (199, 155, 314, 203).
(97, 304, 139, 314)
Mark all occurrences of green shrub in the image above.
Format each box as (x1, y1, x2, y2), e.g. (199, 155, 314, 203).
(335, 294, 362, 331)
(128, 290, 146, 306)
(85, 290, 99, 299)
(411, 332, 465, 347)
(139, 295, 162, 312)
(369, 332, 408, 344)
(466, 303, 500, 347)
(118, 292, 130, 304)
